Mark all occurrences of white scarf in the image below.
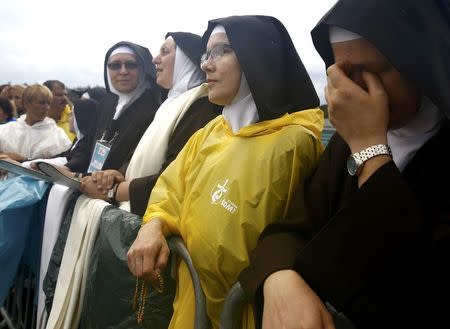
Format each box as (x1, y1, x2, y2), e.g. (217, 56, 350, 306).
(168, 40, 204, 99)
(222, 73, 259, 133)
(388, 96, 444, 171)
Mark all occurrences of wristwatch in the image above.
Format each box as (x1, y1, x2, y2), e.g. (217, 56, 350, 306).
(107, 183, 119, 203)
(347, 144, 392, 176)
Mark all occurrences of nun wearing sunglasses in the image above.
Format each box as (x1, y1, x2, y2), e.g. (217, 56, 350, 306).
(64, 41, 162, 175)
(79, 32, 221, 216)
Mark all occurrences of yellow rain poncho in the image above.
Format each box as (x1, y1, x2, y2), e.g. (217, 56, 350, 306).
(57, 104, 76, 142)
(143, 109, 324, 328)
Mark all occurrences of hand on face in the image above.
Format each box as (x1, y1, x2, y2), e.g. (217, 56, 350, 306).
(325, 63, 389, 153)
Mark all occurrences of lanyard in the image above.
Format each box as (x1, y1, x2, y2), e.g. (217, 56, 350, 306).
(87, 131, 119, 173)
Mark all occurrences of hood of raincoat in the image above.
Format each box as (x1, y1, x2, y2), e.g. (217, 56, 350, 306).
(18, 115, 56, 129)
(217, 108, 324, 139)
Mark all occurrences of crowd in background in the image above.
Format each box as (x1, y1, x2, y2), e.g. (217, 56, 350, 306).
(0, 82, 106, 125)
(1, 0, 449, 328)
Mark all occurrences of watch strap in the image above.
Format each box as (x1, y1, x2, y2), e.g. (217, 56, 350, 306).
(353, 144, 392, 162)
(348, 144, 392, 176)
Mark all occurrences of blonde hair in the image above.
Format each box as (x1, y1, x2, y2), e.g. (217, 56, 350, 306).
(12, 84, 27, 93)
(22, 84, 53, 107)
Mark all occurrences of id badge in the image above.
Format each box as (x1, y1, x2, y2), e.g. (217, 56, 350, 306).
(87, 141, 111, 173)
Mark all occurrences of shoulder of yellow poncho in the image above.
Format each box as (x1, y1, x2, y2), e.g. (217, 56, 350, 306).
(57, 104, 76, 142)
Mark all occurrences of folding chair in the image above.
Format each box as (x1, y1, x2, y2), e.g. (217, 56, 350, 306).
(167, 236, 211, 329)
(168, 238, 247, 329)
(218, 282, 358, 329)
(219, 282, 246, 329)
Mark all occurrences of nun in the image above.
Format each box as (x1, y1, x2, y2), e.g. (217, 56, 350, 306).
(65, 41, 161, 174)
(127, 15, 324, 329)
(240, 0, 450, 328)
(69, 98, 99, 150)
(41, 41, 161, 329)
(80, 32, 221, 216)
(42, 33, 219, 329)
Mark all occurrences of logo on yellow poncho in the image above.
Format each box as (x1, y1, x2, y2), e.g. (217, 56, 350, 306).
(210, 178, 238, 214)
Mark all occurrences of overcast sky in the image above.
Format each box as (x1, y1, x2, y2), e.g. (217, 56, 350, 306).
(0, 0, 338, 104)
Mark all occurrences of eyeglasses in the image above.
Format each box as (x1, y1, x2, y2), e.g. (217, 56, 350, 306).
(107, 61, 139, 70)
(200, 44, 233, 66)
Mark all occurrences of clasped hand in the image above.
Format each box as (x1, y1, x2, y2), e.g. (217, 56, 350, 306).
(80, 169, 125, 200)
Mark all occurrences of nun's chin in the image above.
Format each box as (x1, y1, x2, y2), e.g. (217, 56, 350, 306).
(156, 75, 173, 90)
(208, 92, 233, 107)
(208, 95, 228, 106)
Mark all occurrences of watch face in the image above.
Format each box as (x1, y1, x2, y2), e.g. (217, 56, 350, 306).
(347, 155, 359, 176)
(107, 188, 114, 199)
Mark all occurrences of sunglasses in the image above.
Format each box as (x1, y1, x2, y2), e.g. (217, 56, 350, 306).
(107, 61, 139, 70)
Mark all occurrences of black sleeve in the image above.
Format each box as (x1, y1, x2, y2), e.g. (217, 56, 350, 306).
(65, 131, 94, 172)
(240, 127, 450, 328)
(239, 134, 418, 328)
(296, 162, 423, 301)
(65, 95, 107, 172)
(294, 127, 450, 328)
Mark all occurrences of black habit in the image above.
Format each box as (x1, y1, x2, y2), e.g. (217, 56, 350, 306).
(66, 41, 161, 173)
(239, 0, 450, 328)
